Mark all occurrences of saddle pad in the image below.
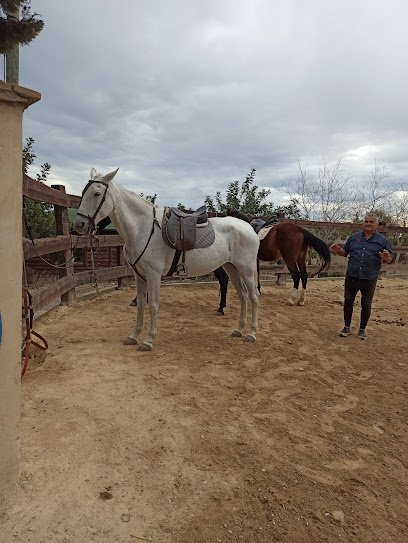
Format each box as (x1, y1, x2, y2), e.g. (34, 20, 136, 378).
(258, 224, 275, 240)
(162, 214, 215, 249)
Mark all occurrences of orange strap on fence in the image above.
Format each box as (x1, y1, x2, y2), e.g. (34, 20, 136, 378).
(21, 288, 48, 378)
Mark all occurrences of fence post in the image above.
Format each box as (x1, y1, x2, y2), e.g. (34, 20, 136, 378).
(52, 185, 75, 304)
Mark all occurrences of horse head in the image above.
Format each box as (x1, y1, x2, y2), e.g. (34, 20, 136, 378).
(75, 167, 119, 234)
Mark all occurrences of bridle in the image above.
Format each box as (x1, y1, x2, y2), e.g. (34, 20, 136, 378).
(76, 179, 110, 233)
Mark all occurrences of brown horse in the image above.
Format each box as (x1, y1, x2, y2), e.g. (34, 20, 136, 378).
(228, 209, 331, 306)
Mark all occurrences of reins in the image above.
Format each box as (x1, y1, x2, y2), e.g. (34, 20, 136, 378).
(76, 178, 111, 293)
(89, 234, 100, 293)
(124, 206, 161, 281)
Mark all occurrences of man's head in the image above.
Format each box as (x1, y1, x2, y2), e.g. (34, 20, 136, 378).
(362, 213, 379, 236)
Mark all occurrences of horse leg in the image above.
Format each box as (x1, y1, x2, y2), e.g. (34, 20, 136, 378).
(223, 263, 247, 337)
(138, 273, 161, 351)
(213, 266, 229, 315)
(124, 276, 147, 345)
(297, 247, 308, 306)
(129, 291, 149, 306)
(218, 281, 228, 315)
(240, 266, 260, 342)
(285, 260, 301, 305)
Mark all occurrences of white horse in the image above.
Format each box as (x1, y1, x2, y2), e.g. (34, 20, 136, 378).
(75, 168, 260, 351)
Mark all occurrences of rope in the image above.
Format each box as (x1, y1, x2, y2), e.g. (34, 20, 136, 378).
(89, 234, 100, 295)
(21, 231, 48, 378)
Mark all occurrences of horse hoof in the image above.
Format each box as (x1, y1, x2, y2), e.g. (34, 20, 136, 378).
(297, 301, 305, 306)
(215, 308, 225, 316)
(287, 299, 296, 306)
(232, 330, 243, 337)
(129, 302, 137, 307)
(244, 335, 256, 343)
(138, 343, 153, 352)
(123, 337, 138, 345)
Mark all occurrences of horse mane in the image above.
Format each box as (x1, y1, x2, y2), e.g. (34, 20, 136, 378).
(110, 178, 155, 207)
(228, 208, 281, 224)
(227, 208, 253, 223)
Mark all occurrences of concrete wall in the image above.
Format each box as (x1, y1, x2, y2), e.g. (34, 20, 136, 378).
(0, 82, 40, 514)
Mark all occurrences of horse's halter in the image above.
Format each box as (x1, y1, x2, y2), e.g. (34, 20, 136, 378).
(76, 179, 110, 232)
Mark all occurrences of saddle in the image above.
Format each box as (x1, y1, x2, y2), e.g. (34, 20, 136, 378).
(162, 206, 215, 275)
(250, 217, 277, 239)
(250, 218, 267, 234)
(170, 205, 208, 221)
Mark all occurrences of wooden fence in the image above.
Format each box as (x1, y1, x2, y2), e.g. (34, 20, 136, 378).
(23, 175, 408, 313)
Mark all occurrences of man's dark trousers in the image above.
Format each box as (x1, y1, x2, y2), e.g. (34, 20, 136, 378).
(343, 275, 378, 329)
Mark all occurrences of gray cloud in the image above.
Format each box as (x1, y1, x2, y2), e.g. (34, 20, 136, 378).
(14, 0, 408, 208)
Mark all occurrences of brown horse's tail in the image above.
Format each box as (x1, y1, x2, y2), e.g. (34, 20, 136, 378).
(302, 229, 331, 277)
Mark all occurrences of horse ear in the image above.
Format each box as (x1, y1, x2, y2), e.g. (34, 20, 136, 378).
(90, 167, 97, 180)
(103, 168, 119, 183)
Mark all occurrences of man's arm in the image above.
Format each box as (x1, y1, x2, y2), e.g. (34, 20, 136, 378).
(379, 249, 393, 264)
(380, 238, 394, 264)
(330, 243, 347, 257)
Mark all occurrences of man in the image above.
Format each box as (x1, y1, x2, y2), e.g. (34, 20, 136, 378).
(330, 213, 393, 340)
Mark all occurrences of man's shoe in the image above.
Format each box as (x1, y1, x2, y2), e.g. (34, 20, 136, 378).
(339, 326, 351, 337)
(358, 329, 367, 340)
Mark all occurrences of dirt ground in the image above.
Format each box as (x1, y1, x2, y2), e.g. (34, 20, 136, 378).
(3, 277, 408, 543)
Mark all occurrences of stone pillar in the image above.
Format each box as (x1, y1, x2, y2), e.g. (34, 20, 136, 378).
(0, 82, 41, 514)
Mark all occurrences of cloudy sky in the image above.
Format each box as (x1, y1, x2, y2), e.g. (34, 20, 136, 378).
(13, 0, 408, 208)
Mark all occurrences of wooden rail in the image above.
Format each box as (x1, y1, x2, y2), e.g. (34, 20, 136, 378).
(23, 175, 408, 314)
(23, 234, 125, 259)
(276, 218, 408, 234)
(258, 251, 407, 284)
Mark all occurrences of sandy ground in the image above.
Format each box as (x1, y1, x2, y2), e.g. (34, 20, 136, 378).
(2, 277, 408, 543)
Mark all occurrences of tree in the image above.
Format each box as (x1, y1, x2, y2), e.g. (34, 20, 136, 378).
(23, 137, 56, 238)
(205, 169, 285, 217)
(274, 200, 303, 220)
(0, 0, 44, 54)
(391, 182, 408, 227)
(285, 158, 408, 224)
(285, 159, 359, 222)
(353, 159, 398, 222)
(139, 192, 157, 204)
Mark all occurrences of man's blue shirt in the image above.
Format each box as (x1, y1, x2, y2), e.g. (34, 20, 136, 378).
(344, 231, 393, 280)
